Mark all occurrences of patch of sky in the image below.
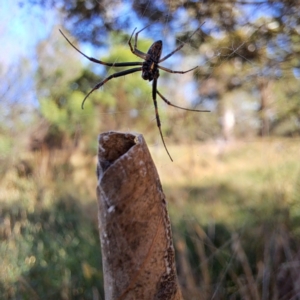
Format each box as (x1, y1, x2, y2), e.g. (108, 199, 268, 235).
(293, 68, 300, 79)
(0, 2, 56, 65)
(0, 2, 58, 106)
(236, 1, 276, 23)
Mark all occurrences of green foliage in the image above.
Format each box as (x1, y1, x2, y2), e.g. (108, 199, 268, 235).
(272, 76, 300, 136)
(0, 135, 13, 157)
(0, 198, 103, 299)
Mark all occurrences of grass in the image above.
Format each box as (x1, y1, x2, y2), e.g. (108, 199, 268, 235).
(149, 138, 300, 299)
(1, 137, 300, 299)
(150, 138, 300, 225)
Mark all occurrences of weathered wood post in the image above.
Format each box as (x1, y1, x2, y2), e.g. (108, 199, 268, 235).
(96, 131, 182, 300)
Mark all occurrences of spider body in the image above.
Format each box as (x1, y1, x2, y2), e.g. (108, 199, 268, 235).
(59, 26, 209, 161)
(142, 40, 162, 81)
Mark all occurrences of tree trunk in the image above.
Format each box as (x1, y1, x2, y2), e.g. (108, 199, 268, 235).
(258, 78, 271, 136)
(96, 131, 182, 300)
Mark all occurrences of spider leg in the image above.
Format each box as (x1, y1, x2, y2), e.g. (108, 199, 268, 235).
(152, 78, 173, 162)
(158, 65, 198, 74)
(81, 67, 142, 109)
(134, 24, 152, 48)
(159, 44, 185, 63)
(128, 27, 148, 60)
(159, 28, 200, 63)
(157, 90, 210, 112)
(60, 30, 143, 67)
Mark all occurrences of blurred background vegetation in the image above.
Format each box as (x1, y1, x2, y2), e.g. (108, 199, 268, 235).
(1, 0, 300, 299)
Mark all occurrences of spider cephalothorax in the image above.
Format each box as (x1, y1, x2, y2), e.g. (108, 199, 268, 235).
(59, 26, 209, 161)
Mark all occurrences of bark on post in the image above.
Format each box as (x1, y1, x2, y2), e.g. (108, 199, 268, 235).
(96, 131, 182, 300)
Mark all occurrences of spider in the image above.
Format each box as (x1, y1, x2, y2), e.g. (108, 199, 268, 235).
(59, 26, 209, 161)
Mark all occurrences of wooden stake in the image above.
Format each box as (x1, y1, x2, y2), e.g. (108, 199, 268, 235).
(96, 131, 182, 300)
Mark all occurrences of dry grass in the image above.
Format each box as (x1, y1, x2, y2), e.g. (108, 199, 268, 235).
(149, 138, 300, 299)
(151, 137, 299, 188)
(149, 137, 300, 226)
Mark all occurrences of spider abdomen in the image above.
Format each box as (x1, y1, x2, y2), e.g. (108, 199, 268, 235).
(141, 40, 162, 81)
(147, 40, 162, 62)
